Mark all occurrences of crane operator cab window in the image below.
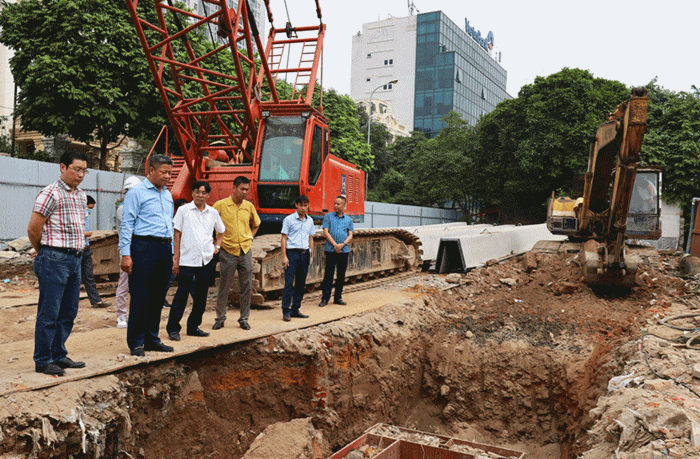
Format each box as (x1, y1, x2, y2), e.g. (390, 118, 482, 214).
(257, 116, 306, 209)
(259, 116, 305, 182)
(627, 170, 661, 238)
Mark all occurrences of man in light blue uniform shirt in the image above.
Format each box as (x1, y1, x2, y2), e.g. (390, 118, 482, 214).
(319, 195, 354, 307)
(119, 154, 175, 357)
(280, 195, 315, 321)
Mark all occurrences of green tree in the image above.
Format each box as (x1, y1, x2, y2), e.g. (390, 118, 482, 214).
(313, 88, 374, 172)
(0, 0, 153, 169)
(474, 68, 629, 222)
(404, 112, 478, 213)
(642, 82, 700, 228)
(356, 103, 392, 188)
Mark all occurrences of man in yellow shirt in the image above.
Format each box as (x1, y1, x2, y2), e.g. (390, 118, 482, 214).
(212, 176, 261, 330)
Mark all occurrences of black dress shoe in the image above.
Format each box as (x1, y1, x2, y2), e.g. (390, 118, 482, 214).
(36, 363, 65, 376)
(318, 300, 328, 307)
(239, 321, 251, 330)
(334, 299, 347, 305)
(144, 342, 174, 352)
(56, 357, 86, 369)
(290, 311, 309, 318)
(187, 328, 210, 337)
(168, 331, 181, 341)
(212, 320, 225, 330)
(130, 347, 145, 357)
(283, 314, 291, 322)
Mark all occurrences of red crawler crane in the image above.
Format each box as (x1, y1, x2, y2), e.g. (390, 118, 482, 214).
(126, 0, 365, 224)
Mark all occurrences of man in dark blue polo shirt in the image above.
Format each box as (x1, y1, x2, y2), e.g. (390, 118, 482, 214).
(319, 196, 354, 307)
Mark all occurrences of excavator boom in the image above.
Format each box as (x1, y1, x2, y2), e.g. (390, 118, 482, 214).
(547, 88, 661, 287)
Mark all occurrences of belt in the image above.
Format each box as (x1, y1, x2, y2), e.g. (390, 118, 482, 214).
(40, 245, 84, 257)
(287, 248, 309, 253)
(133, 235, 172, 244)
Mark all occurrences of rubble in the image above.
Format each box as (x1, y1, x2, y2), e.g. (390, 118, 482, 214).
(0, 249, 697, 459)
(242, 418, 328, 459)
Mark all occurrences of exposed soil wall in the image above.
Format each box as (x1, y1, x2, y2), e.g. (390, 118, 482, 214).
(0, 251, 688, 459)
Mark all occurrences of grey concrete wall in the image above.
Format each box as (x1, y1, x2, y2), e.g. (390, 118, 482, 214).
(0, 156, 126, 241)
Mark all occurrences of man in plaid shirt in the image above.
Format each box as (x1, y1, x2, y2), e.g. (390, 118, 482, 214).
(27, 150, 89, 377)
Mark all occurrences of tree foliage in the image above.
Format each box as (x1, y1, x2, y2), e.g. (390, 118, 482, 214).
(0, 0, 155, 168)
(315, 88, 374, 172)
(474, 68, 629, 222)
(642, 82, 700, 224)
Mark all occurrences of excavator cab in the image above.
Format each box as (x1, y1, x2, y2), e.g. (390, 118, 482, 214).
(626, 168, 662, 239)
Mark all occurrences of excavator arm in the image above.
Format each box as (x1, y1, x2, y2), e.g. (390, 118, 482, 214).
(547, 87, 660, 287)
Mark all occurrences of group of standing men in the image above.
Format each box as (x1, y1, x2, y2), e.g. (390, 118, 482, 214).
(29, 152, 354, 374)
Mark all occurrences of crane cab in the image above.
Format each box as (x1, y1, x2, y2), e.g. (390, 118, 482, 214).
(251, 110, 365, 224)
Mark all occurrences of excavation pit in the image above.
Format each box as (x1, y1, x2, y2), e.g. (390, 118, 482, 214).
(0, 250, 691, 459)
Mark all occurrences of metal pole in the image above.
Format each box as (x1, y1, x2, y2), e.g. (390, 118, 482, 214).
(11, 84, 17, 157)
(366, 84, 382, 144)
(366, 80, 398, 145)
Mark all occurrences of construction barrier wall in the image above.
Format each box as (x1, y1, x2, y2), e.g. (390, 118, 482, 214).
(0, 156, 462, 241)
(357, 201, 462, 229)
(0, 155, 125, 241)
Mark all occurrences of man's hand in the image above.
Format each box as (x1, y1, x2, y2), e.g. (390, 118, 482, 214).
(334, 242, 343, 253)
(282, 256, 289, 269)
(121, 255, 133, 275)
(172, 258, 179, 277)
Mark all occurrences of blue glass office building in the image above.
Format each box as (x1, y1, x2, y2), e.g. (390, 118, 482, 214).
(414, 12, 510, 138)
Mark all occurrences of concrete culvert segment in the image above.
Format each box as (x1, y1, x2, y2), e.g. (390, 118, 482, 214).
(1, 251, 699, 459)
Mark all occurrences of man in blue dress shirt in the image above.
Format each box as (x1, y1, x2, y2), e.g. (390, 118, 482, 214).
(280, 195, 315, 321)
(319, 195, 354, 307)
(119, 155, 175, 356)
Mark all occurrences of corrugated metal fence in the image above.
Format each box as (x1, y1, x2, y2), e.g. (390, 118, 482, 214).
(0, 156, 462, 240)
(357, 201, 462, 229)
(0, 156, 126, 240)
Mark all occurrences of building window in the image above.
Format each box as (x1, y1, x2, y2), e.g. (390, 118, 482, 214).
(367, 53, 372, 58)
(389, 59, 393, 65)
(366, 78, 371, 82)
(383, 83, 393, 90)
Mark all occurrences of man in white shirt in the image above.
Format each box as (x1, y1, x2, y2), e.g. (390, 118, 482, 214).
(166, 181, 225, 340)
(280, 195, 315, 321)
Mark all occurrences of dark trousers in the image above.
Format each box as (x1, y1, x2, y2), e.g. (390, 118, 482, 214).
(81, 246, 103, 306)
(281, 249, 310, 314)
(33, 248, 82, 366)
(167, 260, 214, 334)
(321, 251, 349, 302)
(127, 239, 172, 350)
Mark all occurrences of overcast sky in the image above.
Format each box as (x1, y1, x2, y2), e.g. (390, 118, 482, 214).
(280, 0, 698, 97)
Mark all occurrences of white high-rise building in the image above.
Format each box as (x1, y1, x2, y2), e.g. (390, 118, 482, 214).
(182, 0, 267, 51)
(352, 11, 510, 139)
(351, 15, 416, 134)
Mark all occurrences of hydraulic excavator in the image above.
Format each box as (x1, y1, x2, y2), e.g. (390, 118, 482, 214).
(121, 0, 421, 302)
(546, 87, 661, 287)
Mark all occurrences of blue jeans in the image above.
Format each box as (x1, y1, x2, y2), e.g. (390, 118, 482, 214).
(127, 238, 172, 349)
(321, 251, 349, 302)
(281, 249, 310, 314)
(167, 261, 214, 334)
(33, 247, 82, 366)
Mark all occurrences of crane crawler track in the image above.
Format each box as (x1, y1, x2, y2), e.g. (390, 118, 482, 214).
(228, 228, 423, 304)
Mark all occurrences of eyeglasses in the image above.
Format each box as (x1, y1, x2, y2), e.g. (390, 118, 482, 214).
(68, 166, 89, 175)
